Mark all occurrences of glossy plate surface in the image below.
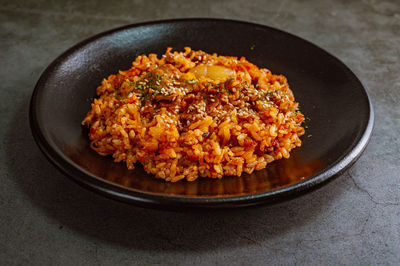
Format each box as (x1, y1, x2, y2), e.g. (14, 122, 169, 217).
(30, 19, 374, 210)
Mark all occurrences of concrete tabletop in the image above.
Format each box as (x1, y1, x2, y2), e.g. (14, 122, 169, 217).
(1, 0, 399, 265)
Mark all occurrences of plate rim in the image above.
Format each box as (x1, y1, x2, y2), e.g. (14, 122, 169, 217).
(29, 18, 374, 209)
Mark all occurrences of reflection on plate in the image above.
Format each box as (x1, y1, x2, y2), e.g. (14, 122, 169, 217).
(30, 19, 373, 209)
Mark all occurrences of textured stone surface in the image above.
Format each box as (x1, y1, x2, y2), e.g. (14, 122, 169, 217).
(1, 0, 399, 265)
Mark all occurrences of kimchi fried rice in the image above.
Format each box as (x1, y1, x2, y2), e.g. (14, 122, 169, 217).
(82, 47, 305, 182)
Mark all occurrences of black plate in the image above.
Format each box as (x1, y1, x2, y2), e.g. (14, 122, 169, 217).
(30, 18, 374, 210)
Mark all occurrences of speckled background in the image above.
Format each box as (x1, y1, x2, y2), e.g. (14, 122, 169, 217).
(1, 0, 399, 265)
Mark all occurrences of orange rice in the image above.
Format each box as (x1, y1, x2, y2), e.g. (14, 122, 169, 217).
(82, 47, 305, 182)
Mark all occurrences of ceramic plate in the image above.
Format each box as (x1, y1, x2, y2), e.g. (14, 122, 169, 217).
(30, 19, 374, 210)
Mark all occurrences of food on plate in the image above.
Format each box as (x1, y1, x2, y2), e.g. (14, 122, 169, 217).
(82, 47, 305, 182)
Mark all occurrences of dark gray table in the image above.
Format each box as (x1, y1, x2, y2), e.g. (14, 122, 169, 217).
(1, 0, 399, 264)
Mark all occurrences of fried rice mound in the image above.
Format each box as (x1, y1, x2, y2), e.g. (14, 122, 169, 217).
(82, 47, 305, 182)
